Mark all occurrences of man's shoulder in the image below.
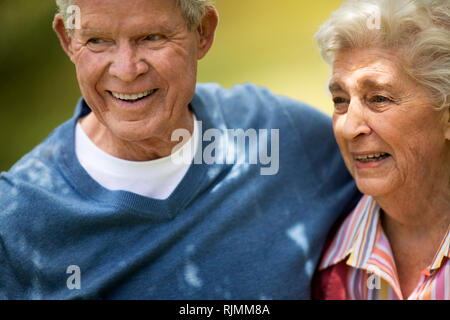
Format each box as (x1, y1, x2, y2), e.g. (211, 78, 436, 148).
(194, 82, 332, 131)
(0, 118, 75, 212)
(195, 82, 315, 111)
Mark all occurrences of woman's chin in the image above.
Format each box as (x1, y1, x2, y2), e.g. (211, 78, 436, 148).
(355, 178, 395, 197)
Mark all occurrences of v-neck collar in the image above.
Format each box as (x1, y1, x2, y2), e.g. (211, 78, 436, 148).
(55, 92, 225, 219)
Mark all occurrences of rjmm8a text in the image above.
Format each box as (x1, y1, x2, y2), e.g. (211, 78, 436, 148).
(179, 304, 271, 317)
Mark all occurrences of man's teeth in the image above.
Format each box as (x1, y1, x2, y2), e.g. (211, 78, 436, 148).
(355, 153, 389, 162)
(111, 90, 156, 101)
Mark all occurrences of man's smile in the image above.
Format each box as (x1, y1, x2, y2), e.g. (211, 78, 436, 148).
(108, 89, 159, 102)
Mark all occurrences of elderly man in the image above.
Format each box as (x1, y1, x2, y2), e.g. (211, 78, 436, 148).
(0, 0, 359, 299)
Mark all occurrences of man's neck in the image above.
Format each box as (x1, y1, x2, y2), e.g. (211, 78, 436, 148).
(79, 111, 195, 162)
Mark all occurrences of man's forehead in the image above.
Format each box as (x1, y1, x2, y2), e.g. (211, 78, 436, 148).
(76, 7, 185, 36)
(75, 0, 178, 9)
(78, 21, 178, 36)
(74, 0, 184, 29)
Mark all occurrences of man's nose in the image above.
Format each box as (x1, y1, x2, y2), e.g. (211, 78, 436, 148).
(109, 43, 149, 82)
(342, 100, 372, 140)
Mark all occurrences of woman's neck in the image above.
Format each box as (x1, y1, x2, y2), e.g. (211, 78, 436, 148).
(375, 177, 450, 279)
(376, 180, 450, 244)
(376, 182, 450, 299)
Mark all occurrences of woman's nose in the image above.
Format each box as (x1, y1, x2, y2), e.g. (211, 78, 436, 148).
(342, 100, 372, 140)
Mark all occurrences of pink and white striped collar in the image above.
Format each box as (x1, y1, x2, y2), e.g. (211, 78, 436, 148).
(319, 195, 450, 273)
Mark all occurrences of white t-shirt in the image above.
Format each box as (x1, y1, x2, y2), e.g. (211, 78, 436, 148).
(75, 115, 199, 200)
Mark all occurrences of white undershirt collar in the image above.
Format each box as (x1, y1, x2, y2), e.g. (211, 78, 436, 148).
(75, 114, 199, 200)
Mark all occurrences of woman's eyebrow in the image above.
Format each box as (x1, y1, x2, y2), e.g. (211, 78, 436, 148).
(359, 79, 397, 92)
(329, 79, 398, 93)
(328, 81, 344, 93)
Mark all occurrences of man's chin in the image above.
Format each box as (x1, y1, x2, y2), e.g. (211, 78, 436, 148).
(108, 123, 157, 143)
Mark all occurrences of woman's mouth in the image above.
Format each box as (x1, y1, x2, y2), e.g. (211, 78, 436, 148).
(352, 152, 392, 170)
(354, 152, 391, 163)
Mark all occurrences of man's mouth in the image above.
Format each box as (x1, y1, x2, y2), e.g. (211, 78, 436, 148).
(109, 89, 158, 102)
(354, 152, 391, 163)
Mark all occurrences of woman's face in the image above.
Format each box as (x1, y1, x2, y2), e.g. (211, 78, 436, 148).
(330, 47, 450, 197)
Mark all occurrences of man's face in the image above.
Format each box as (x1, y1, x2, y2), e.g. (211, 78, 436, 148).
(61, 0, 207, 142)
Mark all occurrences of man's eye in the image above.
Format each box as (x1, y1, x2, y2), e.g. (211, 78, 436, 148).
(86, 38, 113, 52)
(88, 38, 105, 44)
(145, 34, 164, 41)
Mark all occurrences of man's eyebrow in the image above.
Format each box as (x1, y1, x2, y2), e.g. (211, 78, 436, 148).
(78, 23, 178, 38)
(79, 29, 112, 38)
(155, 22, 179, 34)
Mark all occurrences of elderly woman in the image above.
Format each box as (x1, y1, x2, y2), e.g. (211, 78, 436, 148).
(313, 0, 450, 300)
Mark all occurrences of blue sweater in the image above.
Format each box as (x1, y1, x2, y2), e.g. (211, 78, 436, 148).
(0, 83, 360, 299)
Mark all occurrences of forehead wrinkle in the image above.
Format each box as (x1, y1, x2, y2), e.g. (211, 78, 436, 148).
(79, 17, 183, 39)
(76, 1, 186, 38)
(330, 68, 399, 93)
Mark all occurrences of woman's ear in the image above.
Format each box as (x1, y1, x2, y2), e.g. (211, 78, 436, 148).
(445, 106, 450, 141)
(53, 14, 75, 61)
(196, 7, 219, 60)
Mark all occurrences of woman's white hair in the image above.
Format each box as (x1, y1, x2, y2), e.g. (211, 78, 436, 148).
(56, 0, 213, 31)
(315, 0, 450, 110)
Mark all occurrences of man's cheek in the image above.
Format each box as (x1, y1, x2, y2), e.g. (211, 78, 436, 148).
(76, 60, 102, 87)
(75, 68, 91, 90)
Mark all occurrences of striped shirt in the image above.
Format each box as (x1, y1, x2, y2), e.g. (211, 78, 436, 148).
(318, 195, 450, 300)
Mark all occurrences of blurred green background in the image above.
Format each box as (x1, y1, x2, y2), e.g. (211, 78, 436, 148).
(0, 0, 341, 171)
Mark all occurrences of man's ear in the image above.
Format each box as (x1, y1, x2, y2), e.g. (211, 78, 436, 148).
(53, 14, 75, 61)
(196, 7, 219, 60)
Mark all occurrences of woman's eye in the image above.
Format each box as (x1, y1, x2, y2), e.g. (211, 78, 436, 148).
(332, 97, 349, 113)
(333, 97, 346, 104)
(370, 95, 391, 103)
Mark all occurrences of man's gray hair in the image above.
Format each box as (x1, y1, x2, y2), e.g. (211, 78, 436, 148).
(56, 0, 213, 31)
(315, 0, 450, 110)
